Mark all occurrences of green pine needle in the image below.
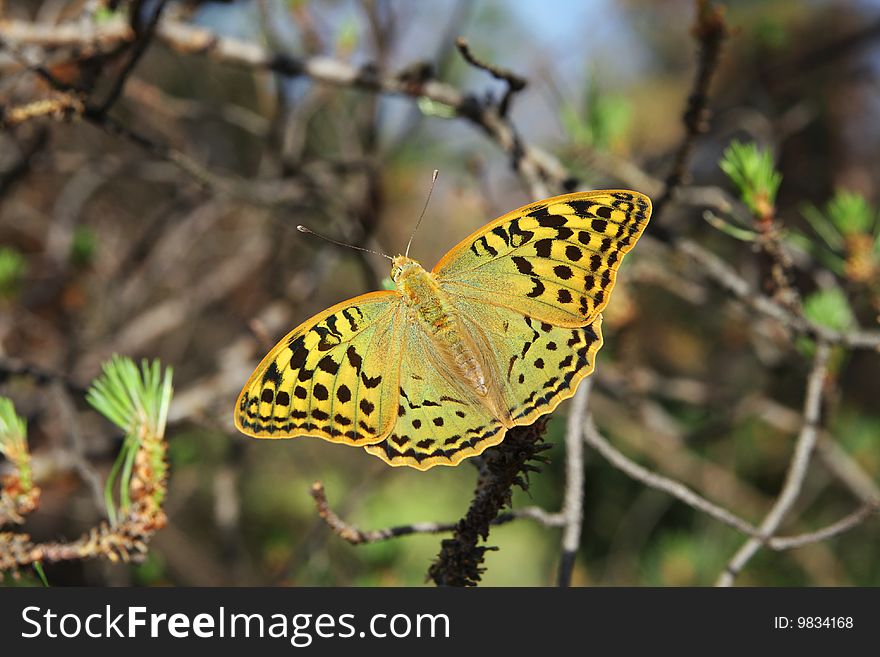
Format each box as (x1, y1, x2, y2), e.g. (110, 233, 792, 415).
(0, 247, 26, 298)
(86, 355, 173, 524)
(32, 562, 49, 587)
(803, 288, 854, 332)
(0, 397, 27, 452)
(562, 76, 632, 150)
(801, 202, 845, 251)
(719, 141, 782, 218)
(0, 397, 31, 490)
(826, 190, 876, 236)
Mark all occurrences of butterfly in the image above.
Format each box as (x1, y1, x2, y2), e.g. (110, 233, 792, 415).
(234, 190, 651, 470)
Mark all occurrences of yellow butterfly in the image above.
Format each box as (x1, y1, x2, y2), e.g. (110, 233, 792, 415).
(234, 190, 651, 470)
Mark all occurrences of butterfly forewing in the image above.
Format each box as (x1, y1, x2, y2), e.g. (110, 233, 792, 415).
(235, 292, 403, 446)
(434, 191, 651, 328)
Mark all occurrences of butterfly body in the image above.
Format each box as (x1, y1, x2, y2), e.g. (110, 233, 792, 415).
(394, 255, 492, 399)
(236, 190, 651, 470)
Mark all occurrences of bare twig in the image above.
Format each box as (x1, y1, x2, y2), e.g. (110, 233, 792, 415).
(557, 380, 590, 587)
(583, 416, 759, 538)
(89, 0, 170, 117)
(652, 0, 728, 223)
(310, 481, 563, 546)
(583, 411, 876, 557)
(717, 341, 832, 586)
(767, 504, 878, 551)
(455, 36, 526, 117)
(677, 239, 880, 349)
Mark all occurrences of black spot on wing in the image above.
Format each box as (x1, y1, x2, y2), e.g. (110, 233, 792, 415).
(491, 225, 511, 246)
(341, 308, 361, 332)
(262, 361, 283, 386)
(508, 218, 535, 247)
(534, 239, 552, 258)
(346, 346, 363, 370)
(361, 372, 382, 388)
(526, 277, 545, 298)
(471, 235, 499, 257)
(318, 355, 339, 374)
(553, 265, 573, 280)
(512, 256, 533, 275)
(536, 214, 567, 228)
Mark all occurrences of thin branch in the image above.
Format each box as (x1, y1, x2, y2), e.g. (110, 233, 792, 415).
(311, 453, 874, 555)
(677, 238, 880, 349)
(557, 380, 590, 587)
(0, 356, 89, 397)
(309, 481, 563, 545)
(652, 0, 728, 223)
(583, 411, 876, 557)
(89, 0, 170, 117)
(767, 504, 878, 551)
(583, 415, 759, 538)
(455, 36, 526, 117)
(310, 481, 447, 544)
(717, 341, 832, 586)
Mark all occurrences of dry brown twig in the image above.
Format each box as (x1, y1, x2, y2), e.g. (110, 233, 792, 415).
(310, 481, 563, 546)
(651, 0, 729, 224)
(717, 341, 833, 586)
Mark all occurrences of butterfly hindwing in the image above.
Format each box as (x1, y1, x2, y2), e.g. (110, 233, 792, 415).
(435, 190, 651, 327)
(364, 321, 505, 470)
(455, 300, 604, 426)
(235, 292, 403, 447)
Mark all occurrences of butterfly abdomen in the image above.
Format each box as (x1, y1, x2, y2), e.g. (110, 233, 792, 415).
(395, 258, 490, 397)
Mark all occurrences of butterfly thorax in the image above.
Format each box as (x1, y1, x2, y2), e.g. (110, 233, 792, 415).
(392, 255, 489, 397)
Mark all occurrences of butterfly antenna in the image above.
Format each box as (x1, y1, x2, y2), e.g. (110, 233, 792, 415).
(296, 226, 393, 261)
(405, 169, 439, 258)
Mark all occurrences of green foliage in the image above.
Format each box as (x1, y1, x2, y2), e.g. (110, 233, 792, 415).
(802, 190, 879, 246)
(702, 210, 760, 242)
(32, 562, 49, 587)
(719, 141, 782, 218)
(562, 77, 632, 151)
(826, 190, 877, 236)
(0, 247, 26, 299)
(0, 397, 30, 490)
(799, 190, 879, 291)
(0, 397, 27, 451)
(802, 288, 854, 332)
(417, 97, 457, 119)
(335, 16, 360, 53)
(70, 226, 98, 267)
(86, 356, 173, 524)
(133, 552, 167, 585)
(754, 17, 789, 50)
(94, 6, 120, 24)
